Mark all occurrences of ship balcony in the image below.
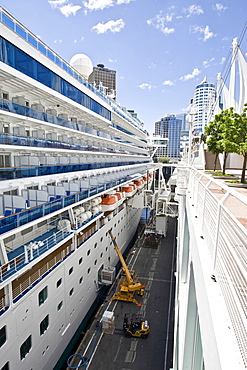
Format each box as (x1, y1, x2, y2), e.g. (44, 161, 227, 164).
(0, 158, 149, 181)
(0, 98, 147, 154)
(0, 225, 73, 284)
(0, 168, 147, 235)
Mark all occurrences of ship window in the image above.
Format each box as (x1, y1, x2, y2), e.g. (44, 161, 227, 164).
(38, 286, 48, 306)
(1, 362, 9, 370)
(2, 92, 9, 100)
(3, 188, 18, 196)
(100, 253, 103, 258)
(0, 154, 10, 168)
(56, 278, 62, 288)
(69, 267, 73, 275)
(40, 315, 49, 336)
(69, 288, 74, 296)
(87, 267, 91, 274)
(94, 243, 97, 248)
(87, 250, 91, 256)
(57, 301, 63, 311)
(94, 259, 97, 265)
(100, 237, 103, 242)
(79, 257, 83, 265)
(20, 335, 32, 360)
(79, 276, 83, 284)
(0, 326, 6, 348)
(21, 226, 33, 236)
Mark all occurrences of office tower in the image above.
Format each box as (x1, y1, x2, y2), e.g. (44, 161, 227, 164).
(154, 115, 182, 158)
(88, 64, 116, 99)
(191, 77, 216, 135)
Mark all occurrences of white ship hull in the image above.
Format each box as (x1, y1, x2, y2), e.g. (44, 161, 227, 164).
(0, 7, 153, 370)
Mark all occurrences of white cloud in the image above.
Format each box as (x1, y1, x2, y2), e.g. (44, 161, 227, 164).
(60, 4, 81, 16)
(191, 25, 216, 41)
(116, 0, 135, 4)
(138, 83, 156, 90)
(83, 0, 134, 12)
(91, 19, 125, 34)
(219, 57, 226, 65)
(83, 0, 114, 11)
(203, 57, 215, 68)
(179, 68, 201, 81)
(183, 5, 203, 17)
(108, 57, 117, 62)
(147, 12, 175, 35)
(148, 62, 156, 69)
(213, 3, 228, 12)
(48, 0, 81, 16)
(162, 80, 174, 86)
(48, 0, 68, 9)
(73, 37, 84, 43)
(54, 39, 63, 44)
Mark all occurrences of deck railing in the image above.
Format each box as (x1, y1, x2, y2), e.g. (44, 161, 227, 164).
(177, 166, 247, 367)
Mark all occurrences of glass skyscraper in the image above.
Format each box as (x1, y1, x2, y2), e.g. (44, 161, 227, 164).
(154, 115, 182, 158)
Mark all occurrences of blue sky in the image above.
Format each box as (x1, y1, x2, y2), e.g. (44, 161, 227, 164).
(1, 0, 247, 133)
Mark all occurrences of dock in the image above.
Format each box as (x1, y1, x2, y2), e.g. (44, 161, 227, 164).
(66, 217, 177, 370)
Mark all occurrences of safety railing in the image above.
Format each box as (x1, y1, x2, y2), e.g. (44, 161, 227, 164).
(187, 168, 247, 367)
(0, 174, 137, 235)
(0, 227, 72, 283)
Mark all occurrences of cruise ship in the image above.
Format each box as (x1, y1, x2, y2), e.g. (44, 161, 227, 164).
(0, 7, 155, 370)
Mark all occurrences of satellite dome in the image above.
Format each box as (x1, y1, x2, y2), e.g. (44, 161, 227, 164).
(69, 54, 93, 79)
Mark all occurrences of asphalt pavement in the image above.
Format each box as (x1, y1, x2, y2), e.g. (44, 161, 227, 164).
(67, 217, 177, 370)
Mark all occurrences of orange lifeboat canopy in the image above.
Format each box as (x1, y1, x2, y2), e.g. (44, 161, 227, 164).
(122, 185, 134, 193)
(134, 179, 144, 187)
(101, 194, 118, 205)
(115, 191, 124, 201)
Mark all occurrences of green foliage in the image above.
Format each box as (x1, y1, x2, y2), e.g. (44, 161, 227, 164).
(158, 155, 170, 163)
(205, 105, 247, 183)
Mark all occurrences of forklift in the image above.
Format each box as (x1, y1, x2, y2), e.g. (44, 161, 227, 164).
(123, 313, 150, 338)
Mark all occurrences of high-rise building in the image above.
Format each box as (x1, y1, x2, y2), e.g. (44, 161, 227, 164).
(191, 77, 216, 135)
(88, 64, 116, 99)
(154, 115, 182, 159)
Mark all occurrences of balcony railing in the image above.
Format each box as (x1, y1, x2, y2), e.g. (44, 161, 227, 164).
(0, 175, 135, 235)
(0, 226, 72, 283)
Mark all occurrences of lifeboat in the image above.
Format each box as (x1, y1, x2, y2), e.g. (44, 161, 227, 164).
(101, 194, 119, 211)
(121, 183, 137, 198)
(134, 178, 145, 189)
(142, 176, 148, 182)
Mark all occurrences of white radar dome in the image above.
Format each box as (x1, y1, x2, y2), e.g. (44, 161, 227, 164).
(69, 54, 93, 79)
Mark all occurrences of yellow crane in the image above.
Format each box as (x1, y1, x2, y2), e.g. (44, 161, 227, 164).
(108, 229, 145, 306)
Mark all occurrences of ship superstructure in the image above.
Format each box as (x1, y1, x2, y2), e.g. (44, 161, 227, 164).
(0, 7, 154, 370)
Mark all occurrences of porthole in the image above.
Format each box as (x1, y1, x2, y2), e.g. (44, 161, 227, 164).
(69, 267, 73, 275)
(94, 243, 97, 249)
(87, 267, 91, 274)
(94, 259, 97, 265)
(79, 257, 83, 265)
(69, 288, 74, 296)
(87, 250, 91, 256)
(100, 252, 103, 258)
(56, 278, 62, 288)
(79, 276, 83, 284)
(100, 237, 103, 242)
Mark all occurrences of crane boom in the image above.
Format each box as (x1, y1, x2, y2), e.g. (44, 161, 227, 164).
(107, 229, 145, 305)
(108, 229, 133, 285)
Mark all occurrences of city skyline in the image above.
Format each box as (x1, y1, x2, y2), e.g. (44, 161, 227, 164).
(1, 0, 246, 134)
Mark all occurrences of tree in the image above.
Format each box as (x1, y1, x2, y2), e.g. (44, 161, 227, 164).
(206, 106, 247, 183)
(205, 116, 224, 171)
(158, 155, 170, 163)
(230, 105, 247, 183)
